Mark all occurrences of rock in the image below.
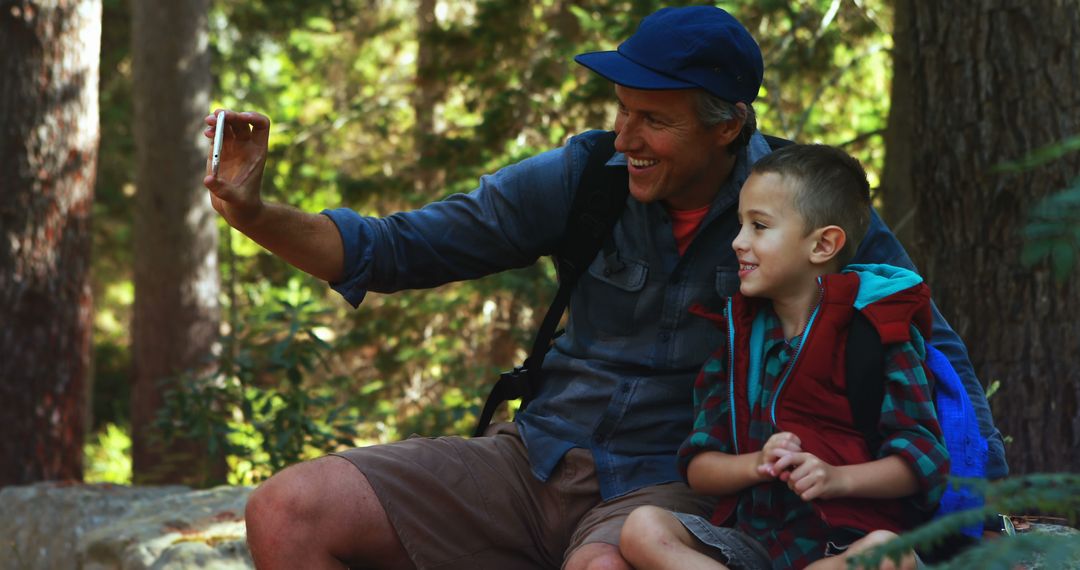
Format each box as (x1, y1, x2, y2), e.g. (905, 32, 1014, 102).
(0, 483, 253, 570)
(1, 483, 188, 570)
(79, 485, 253, 570)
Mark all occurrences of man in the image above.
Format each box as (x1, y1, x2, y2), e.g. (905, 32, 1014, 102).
(204, 7, 1006, 570)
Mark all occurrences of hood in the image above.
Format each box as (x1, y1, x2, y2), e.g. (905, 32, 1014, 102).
(843, 263, 923, 310)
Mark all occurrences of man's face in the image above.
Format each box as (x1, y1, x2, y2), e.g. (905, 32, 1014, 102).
(613, 85, 732, 210)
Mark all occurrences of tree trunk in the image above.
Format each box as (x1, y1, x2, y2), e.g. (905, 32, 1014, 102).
(0, 0, 101, 485)
(880, 0, 917, 256)
(131, 0, 223, 486)
(891, 0, 1080, 474)
(413, 0, 443, 196)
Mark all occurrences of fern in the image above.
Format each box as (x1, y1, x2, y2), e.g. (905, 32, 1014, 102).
(851, 474, 1080, 569)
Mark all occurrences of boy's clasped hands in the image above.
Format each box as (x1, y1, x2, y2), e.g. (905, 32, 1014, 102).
(758, 432, 849, 502)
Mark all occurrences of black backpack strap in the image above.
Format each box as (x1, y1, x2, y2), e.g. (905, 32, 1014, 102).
(845, 310, 887, 454)
(473, 131, 628, 437)
(763, 134, 795, 151)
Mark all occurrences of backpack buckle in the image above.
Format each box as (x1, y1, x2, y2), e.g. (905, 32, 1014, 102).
(499, 365, 534, 402)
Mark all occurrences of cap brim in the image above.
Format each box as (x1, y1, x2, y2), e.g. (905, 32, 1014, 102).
(574, 50, 697, 91)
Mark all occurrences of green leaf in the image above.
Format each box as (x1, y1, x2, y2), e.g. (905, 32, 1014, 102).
(994, 135, 1080, 172)
(1052, 240, 1078, 280)
(1021, 239, 1055, 267)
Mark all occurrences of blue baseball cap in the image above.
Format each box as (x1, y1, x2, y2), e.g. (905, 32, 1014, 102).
(574, 6, 763, 104)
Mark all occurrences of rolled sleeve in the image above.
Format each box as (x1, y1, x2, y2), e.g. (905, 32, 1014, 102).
(317, 131, 617, 308)
(876, 337, 950, 511)
(323, 208, 377, 308)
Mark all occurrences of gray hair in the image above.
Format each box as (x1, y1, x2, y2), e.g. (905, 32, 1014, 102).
(695, 91, 757, 154)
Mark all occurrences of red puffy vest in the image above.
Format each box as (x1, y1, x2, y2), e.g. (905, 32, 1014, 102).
(714, 271, 933, 533)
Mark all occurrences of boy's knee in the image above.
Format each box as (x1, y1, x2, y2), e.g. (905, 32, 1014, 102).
(619, 506, 678, 563)
(860, 530, 899, 546)
(843, 530, 917, 570)
(622, 506, 665, 540)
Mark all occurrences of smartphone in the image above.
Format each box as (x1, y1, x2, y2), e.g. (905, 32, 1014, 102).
(211, 111, 226, 176)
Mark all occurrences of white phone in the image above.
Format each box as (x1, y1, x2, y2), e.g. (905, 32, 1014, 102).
(211, 111, 226, 176)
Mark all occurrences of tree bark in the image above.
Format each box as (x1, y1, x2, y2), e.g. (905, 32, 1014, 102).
(412, 0, 443, 197)
(0, 0, 101, 485)
(131, 0, 223, 485)
(891, 0, 1080, 474)
(880, 0, 917, 255)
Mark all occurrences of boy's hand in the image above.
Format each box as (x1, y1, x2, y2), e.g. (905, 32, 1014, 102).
(772, 451, 850, 501)
(757, 432, 802, 478)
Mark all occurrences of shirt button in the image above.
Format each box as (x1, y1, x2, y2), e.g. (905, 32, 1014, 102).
(659, 331, 671, 342)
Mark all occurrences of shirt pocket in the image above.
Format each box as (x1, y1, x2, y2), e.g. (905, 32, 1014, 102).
(582, 255, 649, 334)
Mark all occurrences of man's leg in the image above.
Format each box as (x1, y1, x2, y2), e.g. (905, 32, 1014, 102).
(564, 542, 631, 570)
(245, 455, 412, 570)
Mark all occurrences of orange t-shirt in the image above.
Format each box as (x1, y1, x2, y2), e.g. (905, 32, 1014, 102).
(667, 204, 711, 255)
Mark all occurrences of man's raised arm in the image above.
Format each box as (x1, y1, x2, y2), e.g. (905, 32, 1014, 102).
(201, 110, 345, 283)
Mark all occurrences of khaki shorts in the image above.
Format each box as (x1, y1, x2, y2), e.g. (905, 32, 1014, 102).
(332, 423, 715, 570)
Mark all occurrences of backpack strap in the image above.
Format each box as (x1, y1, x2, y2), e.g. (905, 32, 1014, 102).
(473, 131, 627, 436)
(762, 134, 795, 151)
(845, 310, 887, 454)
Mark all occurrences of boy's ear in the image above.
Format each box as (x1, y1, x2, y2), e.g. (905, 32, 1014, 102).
(810, 225, 847, 265)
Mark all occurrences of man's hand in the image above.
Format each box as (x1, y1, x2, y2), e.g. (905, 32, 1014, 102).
(771, 451, 850, 501)
(757, 431, 802, 478)
(203, 110, 271, 229)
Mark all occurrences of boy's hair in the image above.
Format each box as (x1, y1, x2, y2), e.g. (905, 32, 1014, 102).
(751, 144, 871, 266)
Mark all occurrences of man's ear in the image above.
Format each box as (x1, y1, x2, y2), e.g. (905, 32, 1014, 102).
(711, 102, 747, 147)
(810, 225, 847, 265)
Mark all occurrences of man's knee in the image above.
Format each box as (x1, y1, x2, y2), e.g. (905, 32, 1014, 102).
(565, 542, 632, 570)
(246, 460, 320, 528)
(245, 455, 381, 536)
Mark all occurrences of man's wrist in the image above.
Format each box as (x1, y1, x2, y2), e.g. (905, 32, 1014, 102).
(225, 199, 268, 232)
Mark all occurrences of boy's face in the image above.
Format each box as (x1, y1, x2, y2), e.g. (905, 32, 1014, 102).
(733, 172, 820, 300)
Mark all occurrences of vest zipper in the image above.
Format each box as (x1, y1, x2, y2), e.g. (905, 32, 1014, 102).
(726, 296, 740, 455)
(769, 280, 825, 428)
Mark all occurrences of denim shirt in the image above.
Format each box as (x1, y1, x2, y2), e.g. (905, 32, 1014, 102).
(324, 130, 1007, 500)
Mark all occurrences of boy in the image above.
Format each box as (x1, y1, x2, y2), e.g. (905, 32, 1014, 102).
(619, 145, 950, 570)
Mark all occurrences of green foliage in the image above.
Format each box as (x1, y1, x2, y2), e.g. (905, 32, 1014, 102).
(852, 474, 1080, 569)
(995, 135, 1080, 173)
(154, 289, 365, 483)
(1005, 135, 1080, 283)
(733, 0, 893, 183)
(84, 423, 133, 485)
(1022, 183, 1080, 282)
